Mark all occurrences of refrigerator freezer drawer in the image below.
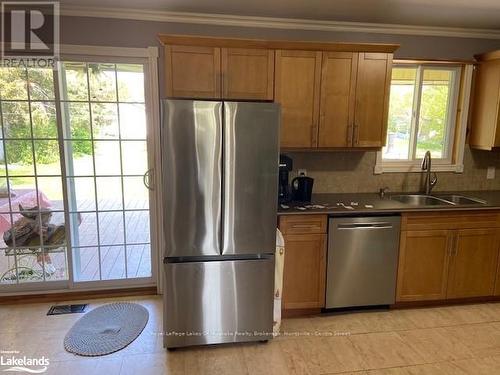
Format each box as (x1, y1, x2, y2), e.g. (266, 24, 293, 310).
(164, 257, 274, 348)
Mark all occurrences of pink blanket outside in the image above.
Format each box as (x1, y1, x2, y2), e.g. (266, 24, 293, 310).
(0, 190, 52, 234)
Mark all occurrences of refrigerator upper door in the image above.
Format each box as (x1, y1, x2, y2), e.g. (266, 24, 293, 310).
(162, 99, 222, 257)
(222, 102, 280, 255)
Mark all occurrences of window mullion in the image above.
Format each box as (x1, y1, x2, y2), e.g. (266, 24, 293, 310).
(55, 62, 78, 287)
(442, 67, 460, 161)
(410, 66, 424, 161)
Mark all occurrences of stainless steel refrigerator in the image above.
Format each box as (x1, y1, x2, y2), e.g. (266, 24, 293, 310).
(161, 99, 280, 348)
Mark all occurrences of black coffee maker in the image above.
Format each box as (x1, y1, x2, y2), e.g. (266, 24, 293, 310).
(278, 154, 293, 204)
(291, 175, 314, 203)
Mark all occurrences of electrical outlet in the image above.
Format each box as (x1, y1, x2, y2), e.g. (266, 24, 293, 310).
(487, 166, 495, 179)
(297, 169, 307, 176)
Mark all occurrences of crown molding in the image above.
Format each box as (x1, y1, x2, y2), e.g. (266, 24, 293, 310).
(59, 5, 500, 40)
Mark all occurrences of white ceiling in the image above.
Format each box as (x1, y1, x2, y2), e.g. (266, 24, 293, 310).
(59, 0, 500, 30)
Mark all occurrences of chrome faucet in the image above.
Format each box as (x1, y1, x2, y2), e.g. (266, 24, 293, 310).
(379, 187, 390, 199)
(421, 150, 437, 195)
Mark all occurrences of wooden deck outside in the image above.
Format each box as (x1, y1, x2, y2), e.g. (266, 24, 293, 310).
(0, 198, 152, 284)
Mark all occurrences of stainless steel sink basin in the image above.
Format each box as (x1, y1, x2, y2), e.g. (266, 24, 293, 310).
(433, 194, 487, 205)
(390, 194, 453, 206)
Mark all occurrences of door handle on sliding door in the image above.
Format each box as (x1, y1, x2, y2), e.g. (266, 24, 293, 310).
(143, 169, 154, 190)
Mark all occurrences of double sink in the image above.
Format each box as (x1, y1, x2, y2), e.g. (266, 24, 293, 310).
(390, 194, 487, 207)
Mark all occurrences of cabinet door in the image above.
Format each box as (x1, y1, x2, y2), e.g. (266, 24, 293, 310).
(275, 50, 322, 148)
(165, 45, 221, 98)
(318, 52, 358, 147)
(221, 48, 274, 100)
(469, 60, 500, 150)
(282, 233, 326, 309)
(447, 228, 500, 299)
(396, 230, 452, 302)
(353, 53, 393, 147)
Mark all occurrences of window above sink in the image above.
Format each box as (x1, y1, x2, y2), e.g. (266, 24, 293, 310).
(374, 61, 473, 174)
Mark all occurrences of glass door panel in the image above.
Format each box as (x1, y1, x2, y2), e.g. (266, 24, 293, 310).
(60, 62, 153, 283)
(0, 66, 68, 285)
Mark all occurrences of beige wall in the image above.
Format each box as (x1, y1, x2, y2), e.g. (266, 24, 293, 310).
(60, 16, 500, 98)
(58, 16, 500, 194)
(288, 147, 500, 193)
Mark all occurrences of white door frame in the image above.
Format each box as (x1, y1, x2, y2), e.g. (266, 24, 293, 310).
(0, 45, 161, 295)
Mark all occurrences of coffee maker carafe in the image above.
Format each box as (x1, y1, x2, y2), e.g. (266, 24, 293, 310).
(278, 154, 293, 204)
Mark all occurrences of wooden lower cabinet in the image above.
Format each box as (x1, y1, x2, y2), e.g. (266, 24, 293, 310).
(397, 213, 500, 303)
(282, 233, 327, 309)
(397, 230, 452, 302)
(447, 229, 500, 299)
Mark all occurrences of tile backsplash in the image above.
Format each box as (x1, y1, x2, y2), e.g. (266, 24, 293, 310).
(288, 146, 500, 194)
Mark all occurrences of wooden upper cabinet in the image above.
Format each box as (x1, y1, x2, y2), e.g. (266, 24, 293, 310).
(275, 50, 322, 148)
(447, 228, 500, 299)
(318, 52, 358, 148)
(353, 53, 393, 147)
(397, 230, 452, 302)
(221, 48, 274, 100)
(160, 36, 399, 149)
(469, 52, 500, 150)
(165, 45, 221, 99)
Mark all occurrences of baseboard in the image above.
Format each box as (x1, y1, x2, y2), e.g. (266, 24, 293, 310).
(282, 308, 322, 318)
(0, 286, 158, 305)
(391, 295, 499, 309)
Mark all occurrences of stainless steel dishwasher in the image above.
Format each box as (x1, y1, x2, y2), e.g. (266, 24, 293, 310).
(326, 216, 401, 309)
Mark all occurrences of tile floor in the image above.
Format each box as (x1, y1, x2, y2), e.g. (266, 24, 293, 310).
(2, 296, 500, 374)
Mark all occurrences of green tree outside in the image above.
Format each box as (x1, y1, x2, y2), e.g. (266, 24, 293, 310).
(0, 64, 126, 166)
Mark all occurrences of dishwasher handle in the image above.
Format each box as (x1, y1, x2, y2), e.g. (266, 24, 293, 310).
(337, 222, 394, 230)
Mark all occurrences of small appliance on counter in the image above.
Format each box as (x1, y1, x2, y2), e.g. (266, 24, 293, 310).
(278, 154, 293, 204)
(291, 175, 314, 203)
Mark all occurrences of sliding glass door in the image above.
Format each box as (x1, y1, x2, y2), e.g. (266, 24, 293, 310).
(60, 62, 152, 283)
(0, 56, 156, 291)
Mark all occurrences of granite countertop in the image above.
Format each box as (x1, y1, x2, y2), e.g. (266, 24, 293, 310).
(278, 190, 500, 216)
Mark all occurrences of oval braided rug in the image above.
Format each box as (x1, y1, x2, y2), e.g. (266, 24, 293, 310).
(64, 302, 149, 356)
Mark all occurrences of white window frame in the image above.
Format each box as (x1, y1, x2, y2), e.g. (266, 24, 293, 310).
(374, 63, 473, 174)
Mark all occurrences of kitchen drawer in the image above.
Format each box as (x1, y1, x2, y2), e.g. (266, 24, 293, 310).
(402, 211, 500, 231)
(279, 215, 327, 234)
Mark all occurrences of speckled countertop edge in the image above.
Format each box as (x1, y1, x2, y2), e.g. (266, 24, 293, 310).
(277, 190, 500, 216)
